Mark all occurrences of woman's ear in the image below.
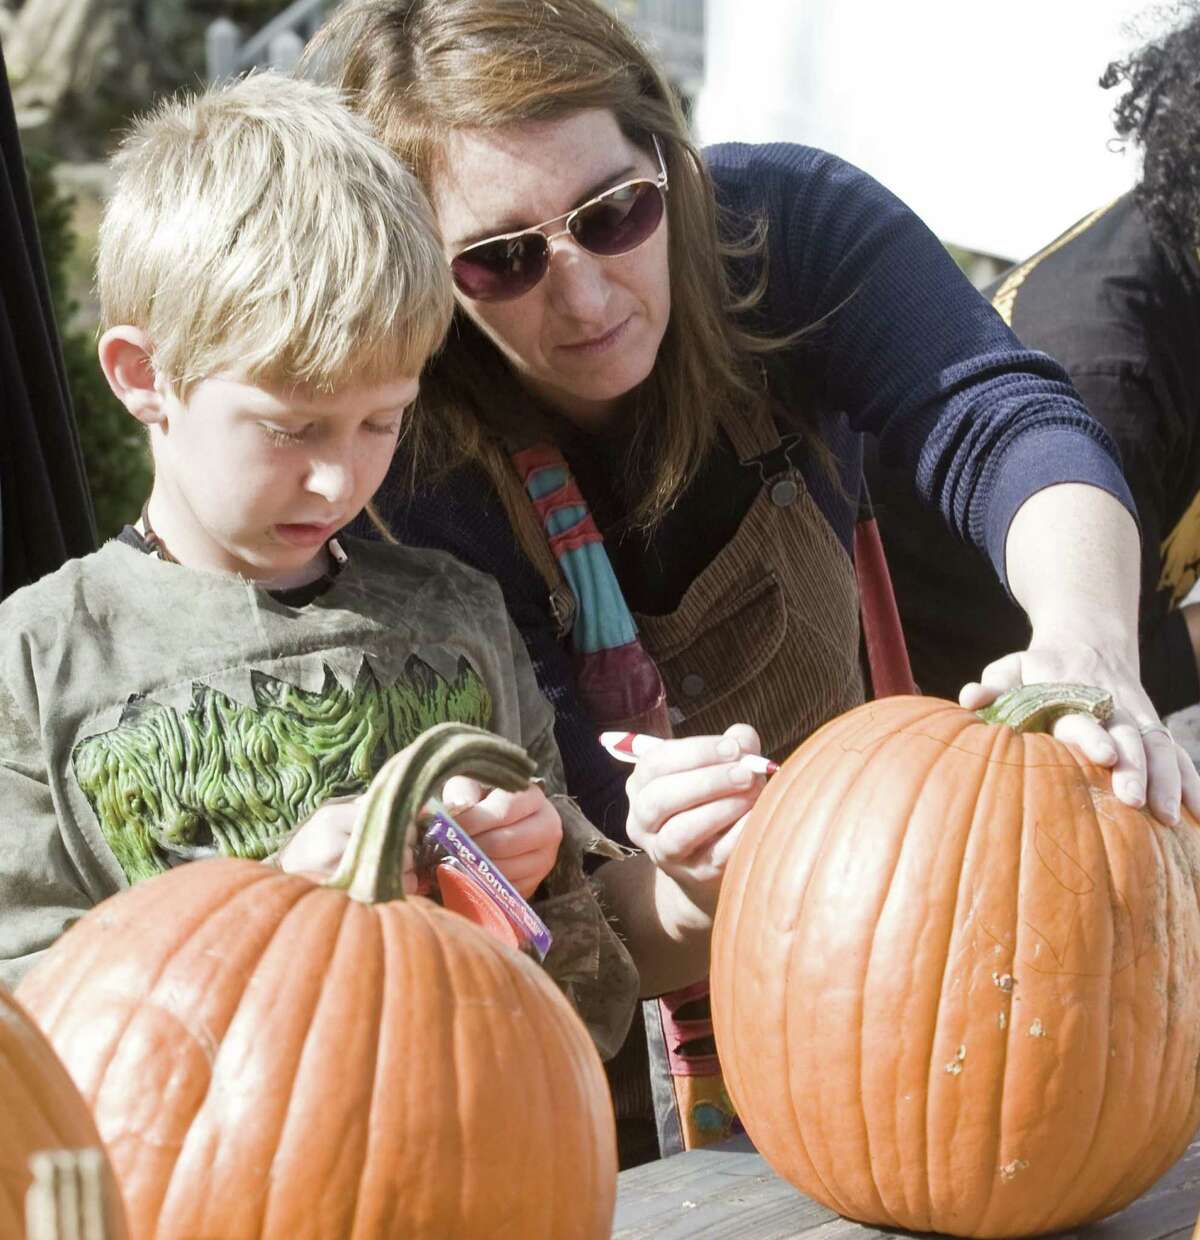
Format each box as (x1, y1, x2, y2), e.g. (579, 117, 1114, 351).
(97, 327, 166, 426)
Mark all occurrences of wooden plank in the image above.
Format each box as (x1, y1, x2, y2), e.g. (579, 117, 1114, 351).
(614, 1132, 1200, 1238)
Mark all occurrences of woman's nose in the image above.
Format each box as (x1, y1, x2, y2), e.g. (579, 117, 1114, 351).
(543, 235, 611, 321)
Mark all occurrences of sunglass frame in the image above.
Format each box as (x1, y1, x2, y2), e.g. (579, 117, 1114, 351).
(449, 135, 669, 301)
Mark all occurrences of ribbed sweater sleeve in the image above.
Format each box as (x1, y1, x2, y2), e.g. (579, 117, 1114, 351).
(708, 142, 1136, 582)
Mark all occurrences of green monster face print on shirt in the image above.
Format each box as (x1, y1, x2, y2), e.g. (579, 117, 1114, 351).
(72, 655, 493, 883)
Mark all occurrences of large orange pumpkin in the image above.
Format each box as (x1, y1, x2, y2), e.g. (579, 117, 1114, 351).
(711, 687, 1200, 1238)
(1, 985, 127, 1238)
(18, 724, 617, 1239)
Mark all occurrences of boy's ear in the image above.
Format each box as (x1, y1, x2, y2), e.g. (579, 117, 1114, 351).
(98, 327, 167, 426)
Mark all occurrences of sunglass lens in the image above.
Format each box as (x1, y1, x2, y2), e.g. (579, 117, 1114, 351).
(570, 181, 664, 257)
(450, 233, 549, 302)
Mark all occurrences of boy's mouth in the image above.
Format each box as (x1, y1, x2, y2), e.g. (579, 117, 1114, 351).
(274, 521, 342, 547)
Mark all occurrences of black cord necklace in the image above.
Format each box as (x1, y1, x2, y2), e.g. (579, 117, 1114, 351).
(138, 501, 177, 563)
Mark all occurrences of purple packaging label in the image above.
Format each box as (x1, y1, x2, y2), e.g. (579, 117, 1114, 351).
(425, 799, 553, 960)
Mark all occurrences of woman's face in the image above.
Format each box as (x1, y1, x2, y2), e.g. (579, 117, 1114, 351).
(430, 109, 671, 428)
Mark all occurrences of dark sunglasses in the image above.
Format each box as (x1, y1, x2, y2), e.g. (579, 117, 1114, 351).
(449, 136, 669, 303)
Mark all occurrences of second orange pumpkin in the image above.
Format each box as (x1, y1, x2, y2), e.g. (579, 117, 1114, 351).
(711, 690, 1200, 1238)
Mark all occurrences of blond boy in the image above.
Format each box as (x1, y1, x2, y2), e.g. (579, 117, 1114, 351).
(0, 74, 765, 1058)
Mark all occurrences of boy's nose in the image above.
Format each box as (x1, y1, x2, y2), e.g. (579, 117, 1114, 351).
(305, 457, 355, 505)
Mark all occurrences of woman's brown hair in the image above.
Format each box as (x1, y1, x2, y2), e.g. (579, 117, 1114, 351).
(302, 0, 807, 534)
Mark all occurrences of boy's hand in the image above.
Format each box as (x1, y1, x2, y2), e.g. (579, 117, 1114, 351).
(624, 724, 765, 916)
(440, 776, 563, 899)
(273, 795, 417, 893)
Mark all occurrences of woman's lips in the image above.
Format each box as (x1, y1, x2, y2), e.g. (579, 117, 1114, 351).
(274, 521, 341, 547)
(557, 315, 632, 356)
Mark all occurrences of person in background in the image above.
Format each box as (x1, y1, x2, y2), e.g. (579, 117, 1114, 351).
(301, 0, 1200, 1161)
(866, 5, 1200, 720)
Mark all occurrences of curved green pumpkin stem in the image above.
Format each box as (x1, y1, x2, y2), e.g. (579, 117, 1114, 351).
(975, 682, 1115, 733)
(324, 722, 536, 905)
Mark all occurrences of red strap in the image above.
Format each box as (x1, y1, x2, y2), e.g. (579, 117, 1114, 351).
(854, 516, 917, 698)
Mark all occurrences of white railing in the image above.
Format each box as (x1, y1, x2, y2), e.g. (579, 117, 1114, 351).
(206, 0, 330, 81)
(207, 0, 705, 90)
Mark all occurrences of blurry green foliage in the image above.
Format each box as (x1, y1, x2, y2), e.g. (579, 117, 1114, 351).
(25, 152, 151, 540)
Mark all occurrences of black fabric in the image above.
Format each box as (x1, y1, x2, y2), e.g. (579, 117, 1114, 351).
(0, 46, 96, 599)
(559, 419, 764, 616)
(865, 193, 1200, 713)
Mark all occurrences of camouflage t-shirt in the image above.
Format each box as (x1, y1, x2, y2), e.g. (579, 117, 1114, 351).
(0, 536, 637, 1058)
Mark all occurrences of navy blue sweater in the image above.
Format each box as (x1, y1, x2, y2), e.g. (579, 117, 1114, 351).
(867, 192, 1200, 714)
(364, 143, 1135, 840)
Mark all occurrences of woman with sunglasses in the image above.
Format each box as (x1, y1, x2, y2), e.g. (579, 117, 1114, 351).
(305, 0, 1197, 827)
(302, 0, 1199, 1158)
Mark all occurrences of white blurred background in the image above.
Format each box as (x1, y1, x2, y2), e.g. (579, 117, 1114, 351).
(695, 0, 1163, 264)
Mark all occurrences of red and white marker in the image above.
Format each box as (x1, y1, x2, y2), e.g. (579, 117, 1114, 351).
(598, 730, 779, 776)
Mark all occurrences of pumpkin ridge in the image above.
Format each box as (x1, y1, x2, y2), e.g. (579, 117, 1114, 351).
(31, 863, 282, 1042)
(904, 712, 1009, 1233)
(728, 708, 927, 1217)
(511, 947, 554, 1236)
(84, 867, 292, 1167)
(28, 866, 253, 1038)
(955, 719, 1036, 1236)
(774, 738, 873, 1218)
(489, 930, 551, 1238)
(399, 897, 463, 1235)
(153, 878, 339, 1234)
(984, 723, 1083, 1236)
(1069, 774, 1183, 1229)
(412, 897, 514, 1233)
(19, 914, 108, 1035)
(764, 704, 975, 1225)
(1030, 759, 1124, 1233)
(850, 717, 972, 1226)
(259, 891, 380, 1239)
(1094, 806, 1200, 1226)
(425, 900, 483, 1233)
(339, 901, 385, 1240)
(985, 739, 1158, 1235)
(242, 887, 365, 1237)
(1076, 818, 1174, 1228)
(528, 942, 577, 1235)
(1107, 819, 1200, 1215)
(792, 709, 960, 1216)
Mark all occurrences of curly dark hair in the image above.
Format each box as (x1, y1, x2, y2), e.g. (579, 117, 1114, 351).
(1102, 2, 1200, 258)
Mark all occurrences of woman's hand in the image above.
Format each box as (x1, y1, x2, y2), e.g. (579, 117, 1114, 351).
(959, 638, 1200, 826)
(624, 723, 765, 916)
(440, 776, 563, 899)
(273, 795, 418, 892)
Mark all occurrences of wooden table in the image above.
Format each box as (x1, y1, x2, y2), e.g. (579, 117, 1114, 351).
(613, 1132, 1200, 1238)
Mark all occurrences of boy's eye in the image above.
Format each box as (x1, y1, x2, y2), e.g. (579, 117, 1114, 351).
(364, 420, 402, 437)
(261, 423, 308, 445)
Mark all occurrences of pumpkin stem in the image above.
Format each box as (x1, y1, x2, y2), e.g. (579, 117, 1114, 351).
(26, 1149, 120, 1240)
(975, 682, 1115, 733)
(324, 722, 536, 905)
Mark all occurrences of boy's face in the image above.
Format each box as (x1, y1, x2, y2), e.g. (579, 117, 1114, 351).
(149, 372, 418, 584)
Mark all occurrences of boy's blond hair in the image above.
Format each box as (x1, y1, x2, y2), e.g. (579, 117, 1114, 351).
(98, 70, 453, 396)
